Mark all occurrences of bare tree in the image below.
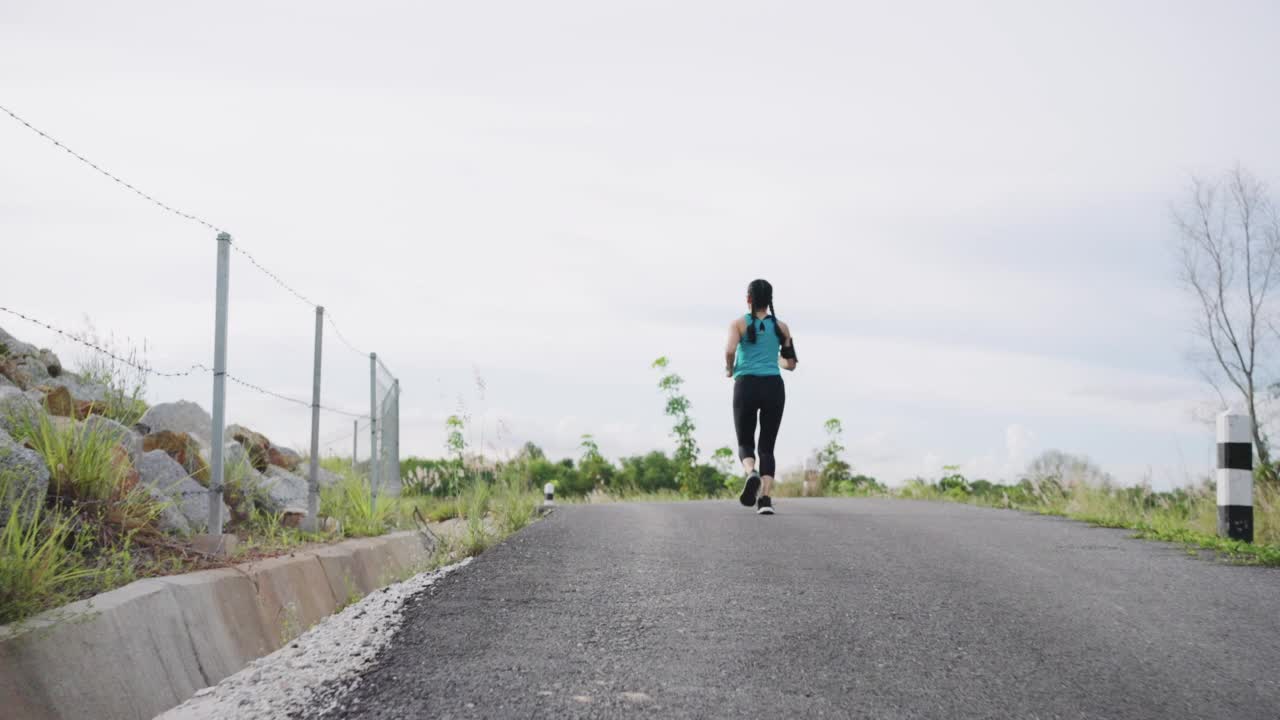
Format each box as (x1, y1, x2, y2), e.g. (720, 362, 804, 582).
(1025, 450, 1112, 489)
(1174, 166, 1280, 485)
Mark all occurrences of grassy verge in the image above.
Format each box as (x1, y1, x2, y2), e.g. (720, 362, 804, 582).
(558, 473, 1280, 567)
(880, 477, 1280, 566)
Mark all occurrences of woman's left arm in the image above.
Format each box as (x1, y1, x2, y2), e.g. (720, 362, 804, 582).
(779, 321, 798, 371)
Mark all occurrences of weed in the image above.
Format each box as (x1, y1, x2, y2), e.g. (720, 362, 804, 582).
(71, 323, 149, 426)
(278, 602, 302, 645)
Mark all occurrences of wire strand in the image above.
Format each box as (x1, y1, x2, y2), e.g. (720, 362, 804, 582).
(0, 104, 225, 234)
(2, 104, 315, 310)
(325, 312, 368, 358)
(2, 105, 394, 414)
(0, 305, 206, 378)
(230, 244, 317, 308)
(0, 305, 368, 419)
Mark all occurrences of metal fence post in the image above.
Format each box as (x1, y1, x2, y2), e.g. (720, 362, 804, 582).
(1217, 409, 1254, 542)
(208, 232, 231, 536)
(391, 379, 400, 494)
(369, 352, 378, 512)
(305, 306, 324, 532)
(352, 419, 358, 472)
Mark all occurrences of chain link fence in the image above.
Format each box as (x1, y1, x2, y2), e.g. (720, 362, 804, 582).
(372, 356, 401, 500)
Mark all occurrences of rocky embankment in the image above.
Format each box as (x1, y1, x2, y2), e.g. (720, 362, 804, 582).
(0, 326, 341, 534)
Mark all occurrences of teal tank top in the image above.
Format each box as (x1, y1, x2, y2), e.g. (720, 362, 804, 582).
(734, 315, 782, 378)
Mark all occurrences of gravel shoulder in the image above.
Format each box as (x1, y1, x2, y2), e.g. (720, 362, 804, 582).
(319, 498, 1280, 720)
(158, 558, 471, 720)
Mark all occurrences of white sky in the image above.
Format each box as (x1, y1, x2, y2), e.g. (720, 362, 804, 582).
(4, 1, 1279, 488)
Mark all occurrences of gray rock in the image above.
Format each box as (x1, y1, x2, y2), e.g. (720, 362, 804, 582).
(0, 428, 50, 525)
(0, 374, 14, 390)
(136, 449, 229, 535)
(263, 465, 311, 512)
(14, 356, 50, 385)
(82, 414, 142, 466)
(224, 441, 255, 478)
(223, 441, 274, 515)
(138, 481, 193, 535)
(0, 327, 38, 359)
(36, 349, 62, 378)
(317, 466, 343, 489)
(140, 401, 213, 447)
(0, 386, 45, 436)
(41, 373, 109, 403)
(274, 447, 303, 469)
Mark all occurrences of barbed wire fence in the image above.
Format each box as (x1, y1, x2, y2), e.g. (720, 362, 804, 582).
(1, 103, 402, 536)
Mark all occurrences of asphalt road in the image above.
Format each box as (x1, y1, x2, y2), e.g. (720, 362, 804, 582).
(318, 498, 1280, 719)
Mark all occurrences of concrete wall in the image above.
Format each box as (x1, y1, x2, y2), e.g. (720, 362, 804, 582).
(0, 531, 433, 720)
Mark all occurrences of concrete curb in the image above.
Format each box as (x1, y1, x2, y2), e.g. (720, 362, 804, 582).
(0, 530, 439, 720)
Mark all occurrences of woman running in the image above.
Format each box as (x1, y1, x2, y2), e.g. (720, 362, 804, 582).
(725, 278, 797, 515)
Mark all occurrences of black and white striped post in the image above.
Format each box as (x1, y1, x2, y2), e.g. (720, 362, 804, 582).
(1217, 409, 1254, 543)
(543, 482, 555, 507)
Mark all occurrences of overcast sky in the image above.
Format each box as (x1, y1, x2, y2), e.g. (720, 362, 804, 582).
(4, 1, 1280, 488)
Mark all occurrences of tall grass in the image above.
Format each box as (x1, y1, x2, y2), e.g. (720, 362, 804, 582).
(492, 476, 538, 535)
(12, 412, 162, 545)
(411, 495, 462, 523)
(0, 478, 96, 625)
(458, 481, 493, 556)
(22, 414, 126, 502)
(72, 324, 150, 426)
(320, 470, 399, 538)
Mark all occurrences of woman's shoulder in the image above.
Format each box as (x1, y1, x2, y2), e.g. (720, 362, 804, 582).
(775, 318, 792, 336)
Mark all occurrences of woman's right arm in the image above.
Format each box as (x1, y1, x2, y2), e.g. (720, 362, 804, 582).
(724, 319, 742, 377)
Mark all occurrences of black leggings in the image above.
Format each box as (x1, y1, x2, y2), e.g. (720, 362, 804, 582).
(733, 375, 785, 477)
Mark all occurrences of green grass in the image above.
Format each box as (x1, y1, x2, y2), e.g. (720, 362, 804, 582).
(410, 495, 462, 523)
(559, 488, 703, 504)
(233, 507, 330, 557)
(0, 478, 96, 625)
(492, 476, 539, 535)
(320, 470, 401, 538)
(21, 413, 127, 503)
(888, 477, 1280, 566)
(457, 481, 493, 556)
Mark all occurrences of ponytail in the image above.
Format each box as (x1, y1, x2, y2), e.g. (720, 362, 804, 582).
(745, 278, 784, 345)
(768, 301, 785, 344)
